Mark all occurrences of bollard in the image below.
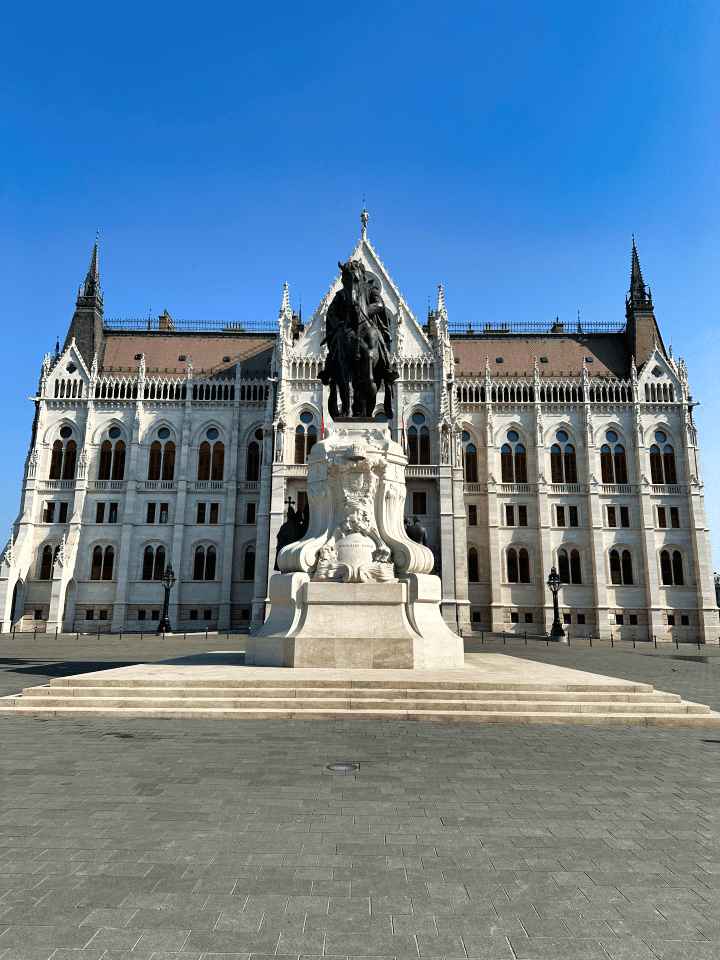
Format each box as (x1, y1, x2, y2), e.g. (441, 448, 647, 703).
(698, 637, 701, 650)
(184, 628, 186, 641)
(611, 635, 613, 648)
(141, 627, 143, 641)
(119, 630, 122, 643)
(12, 626, 15, 640)
(654, 634, 657, 649)
(76, 629, 78, 641)
(481, 630, 484, 643)
(676, 636, 678, 649)
(34, 628, 37, 640)
(206, 626, 208, 640)
(632, 634, 636, 648)
(589, 635, 592, 647)
(503, 631, 506, 644)
(546, 636, 548, 646)
(524, 631, 527, 645)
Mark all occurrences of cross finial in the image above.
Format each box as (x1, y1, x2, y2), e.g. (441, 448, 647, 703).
(284, 495, 295, 514)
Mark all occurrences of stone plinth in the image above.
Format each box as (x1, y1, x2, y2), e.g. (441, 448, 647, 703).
(249, 422, 464, 669)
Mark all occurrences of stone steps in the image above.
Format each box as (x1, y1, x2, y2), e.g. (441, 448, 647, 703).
(1, 675, 718, 725)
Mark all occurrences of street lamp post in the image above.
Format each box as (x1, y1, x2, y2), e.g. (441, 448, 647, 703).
(546, 565, 568, 642)
(157, 564, 176, 635)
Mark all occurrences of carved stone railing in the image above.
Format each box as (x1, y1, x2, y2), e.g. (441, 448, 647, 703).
(652, 484, 682, 495)
(191, 481, 225, 492)
(284, 465, 309, 477)
(498, 483, 534, 495)
(88, 480, 127, 492)
(548, 483, 584, 495)
(40, 480, 76, 491)
(405, 466, 440, 478)
(600, 484, 636, 495)
(141, 481, 178, 492)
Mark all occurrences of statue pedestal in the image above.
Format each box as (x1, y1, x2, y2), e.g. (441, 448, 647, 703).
(248, 422, 464, 670)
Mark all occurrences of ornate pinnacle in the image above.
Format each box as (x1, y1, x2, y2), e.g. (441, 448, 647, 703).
(437, 284, 446, 314)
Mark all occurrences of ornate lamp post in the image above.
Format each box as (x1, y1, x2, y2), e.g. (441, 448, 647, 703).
(157, 564, 176, 635)
(546, 566, 568, 642)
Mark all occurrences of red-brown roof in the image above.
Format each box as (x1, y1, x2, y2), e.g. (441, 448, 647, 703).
(450, 334, 628, 380)
(101, 334, 274, 377)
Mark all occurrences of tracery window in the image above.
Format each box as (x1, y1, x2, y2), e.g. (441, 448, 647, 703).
(148, 429, 175, 481)
(507, 547, 530, 583)
(550, 431, 577, 483)
(49, 428, 78, 480)
(98, 428, 126, 481)
(558, 548, 582, 584)
(649, 432, 677, 485)
(142, 545, 166, 581)
(501, 431, 527, 484)
(198, 431, 224, 481)
(90, 545, 114, 581)
(660, 549, 684, 586)
(193, 545, 217, 581)
(609, 548, 634, 585)
(600, 431, 627, 484)
(39, 544, 59, 580)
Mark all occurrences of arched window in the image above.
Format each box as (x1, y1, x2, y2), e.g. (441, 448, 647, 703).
(193, 545, 216, 581)
(90, 546, 103, 581)
(407, 413, 430, 465)
(501, 432, 527, 483)
(468, 548, 479, 582)
(610, 549, 633, 585)
(98, 431, 126, 480)
(613, 445, 627, 484)
(661, 549, 685, 586)
(463, 433, 478, 483)
(40, 545, 53, 580)
(142, 546, 154, 580)
(244, 544, 256, 581)
(102, 546, 114, 581)
(197, 442, 211, 481)
(50, 433, 78, 480)
(550, 432, 577, 484)
(246, 429, 263, 480)
(570, 549, 582, 584)
(600, 445, 614, 484)
(109, 440, 125, 480)
(558, 548, 570, 584)
(507, 548, 518, 583)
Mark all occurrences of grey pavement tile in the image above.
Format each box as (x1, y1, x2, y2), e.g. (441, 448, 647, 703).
(605, 919, 709, 940)
(207, 913, 264, 933)
(0, 928, 91, 949)
(370, 896, 413, 914)
(596, 940, 665, 960)
(84, 926, 145, 949)
(182, 931, 280, 953)
(304, 914, 394, 935)
(133, 930, 192, 951)
(0, 950, 58, 960)
(453, 935, 513, 959)
(323, 932, 420, 957)
(644, 944, 720, 960)
(126, 908, 220, 930)
(416, 934, 467, 957)
(507, 936, 608, 959)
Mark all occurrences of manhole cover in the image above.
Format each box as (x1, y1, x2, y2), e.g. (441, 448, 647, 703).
(325, 762, 359, 772)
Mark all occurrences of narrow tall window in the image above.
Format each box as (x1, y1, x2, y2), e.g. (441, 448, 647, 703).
(412, 492, 427, 515)
(649, 445, 664, 484)
(196, 503, 206, 524)
(518, 505, 528, 526)
(142, 546, 154, 580)
(419, 427, 430, 464)
(246, 441, 260, 481)
(607, 506, 617, 528)
(294, 421, 317, 464)
(468, 548, 479, 582)
(111, 441, 126, 480)
(672, 550, 684, 585)
(658, 507, 667, 528)
(600, 445, 614, 484)
(564, 444, 577, 483)
(148, 441, 163, 480)
(62, 441, 77, 480)
(558, 549, 570, 584)
(506, 504, 515, 526)
(468, 504, 478, 526)
(244, 544, 256, 581)
(161, 441, 175, 481)
(507, 548, 518, 583)
(556, 506, 566, 527)
(40, 545, 53, 580)
(570, 549, 582, 584)
(464, 443, 478, 482)
(193, 546, 206, 581)
(146, 503, 156, 524)
(569, 505, 578, 527)
(205, 546, 216, 580)
(621, 550, 634, 585)
(518, 548, 530, 583)
(101, 546, 114, 581)
(613, 445, 627, 484)
(58, 502, 68, 523)
(197, 442, 211, 481)
(660, 550, 672, 585)
(620, 506, 630, 528)
(153, 545, 165, 580)
(49, 441, 64, 480)
(610, 549, 621, 585)
(211, 442, 224, 481)
(91, 546, 103, 581)
(663, 445, 677, 484)
(209, 503, 219, 524)
(670, 506, 679, 528)
(550, 445, 564, 483)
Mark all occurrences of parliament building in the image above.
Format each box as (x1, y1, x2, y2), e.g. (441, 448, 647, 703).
(1, 214, 717, 642)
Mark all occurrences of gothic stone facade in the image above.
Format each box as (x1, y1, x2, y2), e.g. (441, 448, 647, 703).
(1, 227, 717, 642)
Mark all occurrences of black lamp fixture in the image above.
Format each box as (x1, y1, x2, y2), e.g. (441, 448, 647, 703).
(546, 565, 568, 642)
(157, 564, 176, 635)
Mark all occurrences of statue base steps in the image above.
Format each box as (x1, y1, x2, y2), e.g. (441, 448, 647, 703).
(247, 573, 464, 669)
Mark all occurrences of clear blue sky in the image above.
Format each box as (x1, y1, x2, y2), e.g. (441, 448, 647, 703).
(2, 1, 720, 564)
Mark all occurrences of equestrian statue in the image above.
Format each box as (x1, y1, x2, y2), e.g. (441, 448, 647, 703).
(318, 259, 398, 419)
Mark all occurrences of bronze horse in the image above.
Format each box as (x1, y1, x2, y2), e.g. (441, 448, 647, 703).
(319, 260, 397, 419)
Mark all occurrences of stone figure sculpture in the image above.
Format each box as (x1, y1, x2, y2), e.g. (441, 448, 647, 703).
(318, 259, 398, 420)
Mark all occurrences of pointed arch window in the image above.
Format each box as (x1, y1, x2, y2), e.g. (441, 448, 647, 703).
(141, 545, 165, 580)
(550, 437, 577, 484)
(102, 546, 114, 581)
(518, 548, 530, 583)
(50, 433, 78, 480)
(211, 442, 224, 481)
(146, 433, 174, 481)
(661, 549, 685, 586)
(601, 438, 627, 484)
(294, 420, 318, 464)
(98, 432, 125, 481)
(501, 432, 527, 484)
(660, 550, 672, 585)
(193, 545, 216, 581)
(407, 413, 430, 465)
(91, 545, 103, 580)
(464, 443, 478, 483)
(610, 548, 633, 585)
(558, 548, 570, 584)
(39, 545, 54, 580)
(468, 547, 479, 583)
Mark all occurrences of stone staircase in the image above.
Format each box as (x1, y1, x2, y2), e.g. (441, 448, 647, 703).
(2, 673, 719, 725)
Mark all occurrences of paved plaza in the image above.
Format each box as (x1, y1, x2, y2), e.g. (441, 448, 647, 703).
(0, 636, 719, 960)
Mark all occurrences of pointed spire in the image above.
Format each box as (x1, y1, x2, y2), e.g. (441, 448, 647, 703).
(437, 284, 446, 314)
(279, 281, 292, 320)
(83, 232, 101, 299)
(629, 235, 647, 305)
(361, 205, 369, 239)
